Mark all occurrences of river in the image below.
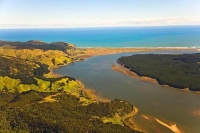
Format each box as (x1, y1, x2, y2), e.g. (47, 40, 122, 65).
(53, 50, 200, 133)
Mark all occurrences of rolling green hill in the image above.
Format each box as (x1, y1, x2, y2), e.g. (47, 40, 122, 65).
(0, 91, 141, 133)
(0, 41, 141, 133)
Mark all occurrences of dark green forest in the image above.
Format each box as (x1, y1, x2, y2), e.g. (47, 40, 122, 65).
(118, 53, 200, 91)
(0, 91, 142, 133)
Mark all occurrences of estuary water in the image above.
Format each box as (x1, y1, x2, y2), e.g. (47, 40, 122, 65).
(54, 50, 200, 133)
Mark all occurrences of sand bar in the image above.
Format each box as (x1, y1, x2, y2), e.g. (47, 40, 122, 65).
(77, 47, 196, 60)
(155, 118, 181, 133)
(112, 63, 159, 85)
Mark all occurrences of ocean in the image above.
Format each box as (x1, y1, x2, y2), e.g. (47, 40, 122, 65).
(0, 26, 200, 48)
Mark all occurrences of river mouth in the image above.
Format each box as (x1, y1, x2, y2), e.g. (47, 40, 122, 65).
(53, 50, 200, 133)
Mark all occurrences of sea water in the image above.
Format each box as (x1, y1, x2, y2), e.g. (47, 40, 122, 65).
(0, 26, 200, 48)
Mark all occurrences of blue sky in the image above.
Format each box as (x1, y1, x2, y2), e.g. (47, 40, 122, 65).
(0, 0, 200, 28)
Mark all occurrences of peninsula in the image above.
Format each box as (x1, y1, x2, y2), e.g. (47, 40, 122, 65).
(117, 54, 200, 91)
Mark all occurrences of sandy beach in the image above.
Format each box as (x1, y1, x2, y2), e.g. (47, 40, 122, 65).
(76, 47, 195, 60)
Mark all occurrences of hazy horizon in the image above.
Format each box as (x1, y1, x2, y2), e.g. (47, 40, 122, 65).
(0, 0, 200, 28)
(0, 25, 200, 30)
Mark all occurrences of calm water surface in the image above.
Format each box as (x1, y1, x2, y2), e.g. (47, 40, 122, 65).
(54, 50, 200, 133)
(1, 26, 200, 48)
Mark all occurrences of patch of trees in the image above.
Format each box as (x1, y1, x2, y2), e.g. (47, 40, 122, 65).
(78, 99, 133, 117)
(38, 76, 75, 82)
(19, 75, 76, 86)
(118, 53, 200, 91)
(0, 91, 142, 133)
(0, 40, 75, 52)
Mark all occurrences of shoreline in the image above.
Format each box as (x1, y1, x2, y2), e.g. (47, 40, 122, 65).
(51, 47, 197, 98)
(51, 47, 199, 131)
(112, 63, 159, 85)
(78, 47, 197, 60)
(123, 107, 142, 131)
(76, 80, 110, 102)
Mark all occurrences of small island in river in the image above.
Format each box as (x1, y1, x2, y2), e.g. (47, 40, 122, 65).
(117, 53, 200, 91)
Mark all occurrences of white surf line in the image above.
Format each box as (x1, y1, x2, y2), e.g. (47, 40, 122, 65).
(155, 118, 181, 133)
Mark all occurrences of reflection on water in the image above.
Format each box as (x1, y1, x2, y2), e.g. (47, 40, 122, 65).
(54, 50, 200, 133)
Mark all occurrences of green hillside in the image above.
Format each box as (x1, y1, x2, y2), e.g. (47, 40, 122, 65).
(0, 41, 141, 133)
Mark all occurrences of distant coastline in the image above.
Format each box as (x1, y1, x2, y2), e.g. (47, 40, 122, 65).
(75, 47, 198, 60)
